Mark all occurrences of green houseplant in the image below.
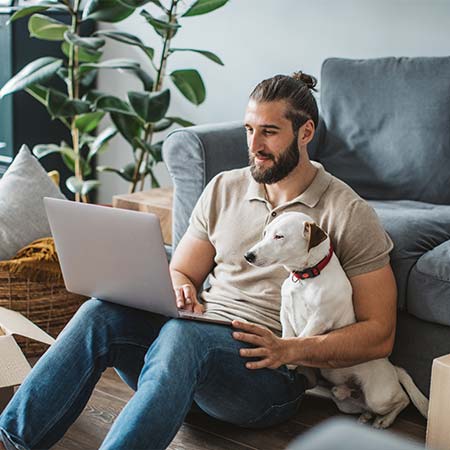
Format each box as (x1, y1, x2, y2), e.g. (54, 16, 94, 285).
(0, 0, 229, 201)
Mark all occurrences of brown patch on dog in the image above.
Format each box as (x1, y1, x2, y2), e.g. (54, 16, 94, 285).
(304, 222, 328, 252)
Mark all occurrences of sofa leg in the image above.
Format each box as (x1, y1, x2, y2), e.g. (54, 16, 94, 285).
(426, 354, 450, 450)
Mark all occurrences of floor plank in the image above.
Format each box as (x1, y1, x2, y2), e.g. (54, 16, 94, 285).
(50, 368, 426, 449)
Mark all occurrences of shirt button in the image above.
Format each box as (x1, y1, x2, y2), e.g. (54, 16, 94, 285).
(271, 211, 277, 217)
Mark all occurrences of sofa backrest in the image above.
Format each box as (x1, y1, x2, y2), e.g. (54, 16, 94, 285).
(316, 57, 450, 204)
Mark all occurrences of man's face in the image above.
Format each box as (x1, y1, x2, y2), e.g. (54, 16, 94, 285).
(244, 99, 300, 184)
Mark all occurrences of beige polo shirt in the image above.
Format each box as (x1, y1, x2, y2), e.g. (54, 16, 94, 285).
(186, 161, 394, 335)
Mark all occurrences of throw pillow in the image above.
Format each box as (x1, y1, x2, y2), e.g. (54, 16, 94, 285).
(0, 145, 66, 261)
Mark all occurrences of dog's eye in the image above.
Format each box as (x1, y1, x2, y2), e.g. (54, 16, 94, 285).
(273, 234, 284, 240)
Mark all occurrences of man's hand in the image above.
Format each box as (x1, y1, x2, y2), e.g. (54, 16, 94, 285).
(174, 283, 204, 314)
(232, 320, 290, 369)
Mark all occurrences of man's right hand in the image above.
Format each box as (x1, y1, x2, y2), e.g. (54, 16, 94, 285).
(174, 284, 204, 314)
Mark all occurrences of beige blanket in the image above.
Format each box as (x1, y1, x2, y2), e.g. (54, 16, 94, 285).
(0, 238, 62, 283)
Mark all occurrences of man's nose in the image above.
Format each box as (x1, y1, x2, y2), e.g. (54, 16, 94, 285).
(244, 251, 256, 263)
(248, 134, 263, 153)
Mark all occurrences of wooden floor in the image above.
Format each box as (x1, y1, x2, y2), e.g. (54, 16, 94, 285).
(50, 368, 427, 450)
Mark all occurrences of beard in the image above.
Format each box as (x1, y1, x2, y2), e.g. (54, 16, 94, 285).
(249, 134, 300, 184)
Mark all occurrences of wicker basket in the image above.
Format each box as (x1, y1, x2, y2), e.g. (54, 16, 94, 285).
(0, 267, 87, 358)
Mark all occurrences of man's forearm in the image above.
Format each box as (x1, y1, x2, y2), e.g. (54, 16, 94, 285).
(285, 320, 391, 369)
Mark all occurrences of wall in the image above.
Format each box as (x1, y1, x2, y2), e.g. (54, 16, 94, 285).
(97, 0, 450, 202)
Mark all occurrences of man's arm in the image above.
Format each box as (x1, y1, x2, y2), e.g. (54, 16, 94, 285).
(232, 263, 398, 370)
(169, 233, 216, 311)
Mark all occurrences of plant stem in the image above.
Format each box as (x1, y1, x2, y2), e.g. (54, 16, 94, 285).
(135, 0, 179, 192)
(69, 0, 83, 201)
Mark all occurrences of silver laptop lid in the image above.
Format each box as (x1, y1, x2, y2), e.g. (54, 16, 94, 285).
(44, 197, 179, 318)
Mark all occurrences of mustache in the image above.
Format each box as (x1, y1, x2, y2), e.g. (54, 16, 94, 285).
(250, 151, 275, 160)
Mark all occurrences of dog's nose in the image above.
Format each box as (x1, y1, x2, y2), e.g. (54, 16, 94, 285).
(244, 251, 256, 263)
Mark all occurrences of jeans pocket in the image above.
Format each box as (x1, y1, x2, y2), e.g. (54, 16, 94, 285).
(240, 392, 305, 429)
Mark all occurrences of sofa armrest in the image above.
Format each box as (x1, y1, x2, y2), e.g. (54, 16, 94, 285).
(162, 121, 248, 250)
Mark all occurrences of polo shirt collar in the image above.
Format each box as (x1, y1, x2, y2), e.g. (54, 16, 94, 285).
(244, 161, 331, 208)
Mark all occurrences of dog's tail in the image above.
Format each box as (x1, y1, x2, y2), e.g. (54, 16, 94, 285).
(395, 366, 429, 418)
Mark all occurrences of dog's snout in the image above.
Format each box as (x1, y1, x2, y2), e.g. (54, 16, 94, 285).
(244, 251, 256, 263)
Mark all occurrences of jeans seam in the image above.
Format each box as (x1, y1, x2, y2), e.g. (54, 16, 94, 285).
(29, 349, 110, 448)
(162, 347, 213, 448)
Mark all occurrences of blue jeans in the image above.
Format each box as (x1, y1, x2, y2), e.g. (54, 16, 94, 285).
(0, 298, 307, 450)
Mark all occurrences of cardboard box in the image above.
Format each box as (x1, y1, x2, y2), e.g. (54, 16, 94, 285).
(0, 307, 55, 412)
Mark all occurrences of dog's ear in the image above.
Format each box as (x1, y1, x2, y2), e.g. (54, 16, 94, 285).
(304, 222, 327, 252)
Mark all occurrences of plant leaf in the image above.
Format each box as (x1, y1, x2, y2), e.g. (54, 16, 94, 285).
(118, 0, 163, 8)
(110, 112, 143, 145)
(170, 69, 205, 105)
(75, 111, 105, 133)
(28, 14, 69, 41)
(66, 176, 83, 193)
(61, 41, 102, 63)
(47, 89, 91, 118)
(166, 116, 195, 127)
(81, 179, 101, 195)
(169, 48, 224, 65)
(140, 10, 180, 38)
(98, 163, 135, 182)
(95, 30, 154, 59)
(82, 0, 134, 22)
(128, 89, 170, 123)
(0, 57, 62, 98)
(88, 126, 117, 162)
(95, 95, 135, 115)
(64, 30, 105, 50)
(25, 83, 49, 107)
(182, 0, 229, 17)
(8, 5, 54, 24)
(33, 143, 76, 160)
(62, 152, 92, 177)
(79, 58, 140, 74)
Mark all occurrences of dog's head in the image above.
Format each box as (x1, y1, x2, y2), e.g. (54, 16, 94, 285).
(244, 212, 329, 271)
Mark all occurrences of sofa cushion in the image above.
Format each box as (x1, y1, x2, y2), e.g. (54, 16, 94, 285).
(368, 199, 450, 311)
(318, 57, 450, 204)
(408, 240, 450, 326)
(0, 145, 65, 261)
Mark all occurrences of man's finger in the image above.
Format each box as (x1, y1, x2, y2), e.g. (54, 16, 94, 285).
(182, 285, 194, 304)
(232, 331, 263, 346)
(245, 358, 271, 370)
(239, 347, 267, 358)
(175, 288, 185, 308)
(193, 302, 204, 315)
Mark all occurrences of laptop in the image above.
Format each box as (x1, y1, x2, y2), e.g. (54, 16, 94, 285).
(44, 197, 231, 326)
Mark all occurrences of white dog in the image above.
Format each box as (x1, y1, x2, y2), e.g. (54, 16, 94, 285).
(244, 211, 429, 428)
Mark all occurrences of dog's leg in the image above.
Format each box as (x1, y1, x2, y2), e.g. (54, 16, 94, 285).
(358, 411, 374, 424)
(372, 397, 410, 429)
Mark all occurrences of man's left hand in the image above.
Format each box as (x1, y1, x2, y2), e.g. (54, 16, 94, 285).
(232, 320, 290, 369)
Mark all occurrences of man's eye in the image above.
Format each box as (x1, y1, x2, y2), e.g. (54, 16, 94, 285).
(263, 130, 275, 136)
(245, 128, 253, 134)
(273, 235, 284, 240)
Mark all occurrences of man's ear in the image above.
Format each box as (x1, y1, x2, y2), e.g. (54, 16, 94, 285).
(304, 222, 327, 252)
(297, 119, 315, 147)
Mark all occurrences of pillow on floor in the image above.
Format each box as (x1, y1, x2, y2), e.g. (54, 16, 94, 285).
(0, 145, 66, 261)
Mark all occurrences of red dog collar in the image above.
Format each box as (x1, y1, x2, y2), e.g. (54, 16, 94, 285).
(291, 244, 334, 283)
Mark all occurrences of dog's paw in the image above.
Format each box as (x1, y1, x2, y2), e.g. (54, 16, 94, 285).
(372, 414, 395, 429)
(331, 385, 352, 401)
(357, 411, 373, 424)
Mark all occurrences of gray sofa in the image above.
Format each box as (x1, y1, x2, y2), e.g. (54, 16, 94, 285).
(162, 57, 450, 397)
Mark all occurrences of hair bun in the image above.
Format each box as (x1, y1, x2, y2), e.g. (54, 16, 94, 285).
(292, 71, 317, 91)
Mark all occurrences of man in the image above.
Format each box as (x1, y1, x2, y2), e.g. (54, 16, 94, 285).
(0, 72, 396, 450)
